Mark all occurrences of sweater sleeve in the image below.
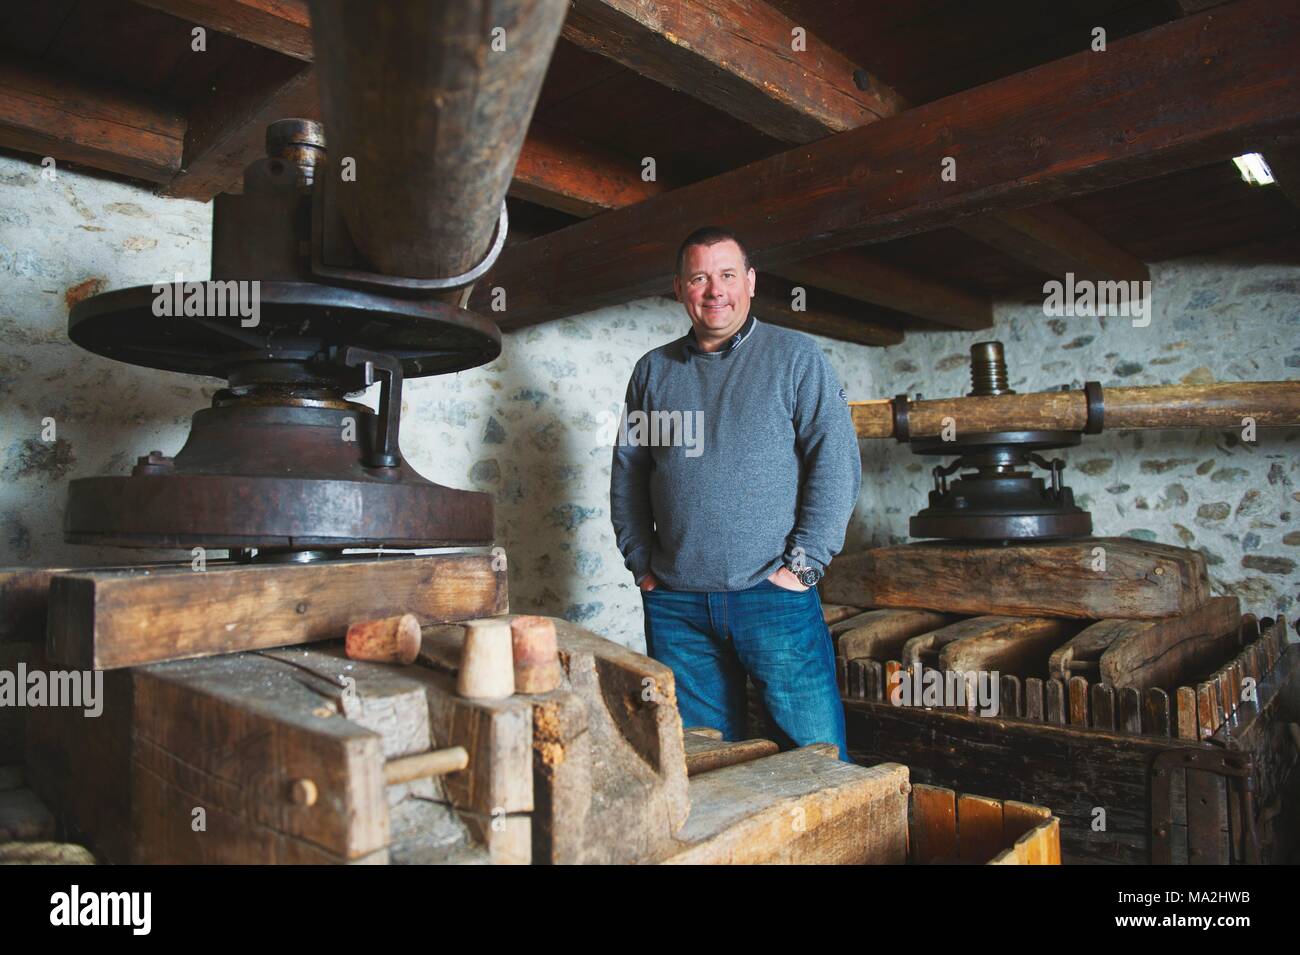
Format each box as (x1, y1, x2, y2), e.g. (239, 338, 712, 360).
(782, 347, 862, 576)
(609, 360, 656, 583)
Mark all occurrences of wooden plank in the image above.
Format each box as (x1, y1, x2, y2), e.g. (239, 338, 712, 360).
(847, 659, 867, 699)
(472, 0, 1300, 327)
(866, 661, 882, 702)
(0, 569, 59, 643)
(684, 734, 779, 777)
(999, 675, 1021, 719)
(956, 793, 1004, 863)
(0, 56, 184, 182)
(836, 609, 959, 661)
(1067, 676, 1090, 727)
(1002, 799, 1052, 844)
(909, 783, 957, 864)
(1091, 683, 1116, 732)
(836, 655, 848, 695)
(1099, 597, 1242, 689)
(1045, 679, 1066, 725)
(1146, 687, 1172, 737)
(45, 554, 507, 670)
(750, 287, 903, 347)
(1118, 687, 1143, 735)
(1024, 678, 1044, 722)
(135, 0, 314, 61)
(1175, 686, 1199, 740)
(822, 540, 1210, 620)
(663, 753, 909, 864)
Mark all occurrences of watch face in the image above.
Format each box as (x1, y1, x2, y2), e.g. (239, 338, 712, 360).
(798, 568, 820, 587)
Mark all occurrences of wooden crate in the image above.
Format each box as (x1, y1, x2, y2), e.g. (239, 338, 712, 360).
(909, 783, 1060, 865)
(835, 609, 1299, 864)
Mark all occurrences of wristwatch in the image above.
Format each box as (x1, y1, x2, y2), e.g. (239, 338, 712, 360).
(786, 563, 822, 587)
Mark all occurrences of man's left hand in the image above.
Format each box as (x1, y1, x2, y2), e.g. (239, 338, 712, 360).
(767, 566, 809, 592)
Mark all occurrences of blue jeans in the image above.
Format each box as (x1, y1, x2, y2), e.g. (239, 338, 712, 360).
(641, 578, 849, 761)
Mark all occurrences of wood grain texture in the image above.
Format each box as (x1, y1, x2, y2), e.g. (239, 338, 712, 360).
(135, 0, 314, 61)
(1100, 597, 1242, 689)
(472, 0, 1300, 328)
(45, 553, 507, 670)
(836, 609, 959, 662)
(683, 732, 779, 776)
(0, 56, 184, 182)
(663, 752, 909, 864)
(822, 540, 1210, 619)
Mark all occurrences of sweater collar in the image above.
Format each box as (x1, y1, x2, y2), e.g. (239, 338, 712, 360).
(684, 312, 758, 355)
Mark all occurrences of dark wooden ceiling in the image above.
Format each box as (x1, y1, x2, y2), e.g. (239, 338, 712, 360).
(1, 0, 1295, 346)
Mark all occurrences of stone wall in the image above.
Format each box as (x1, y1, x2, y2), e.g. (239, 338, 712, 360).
(1, 154, 1295, 652)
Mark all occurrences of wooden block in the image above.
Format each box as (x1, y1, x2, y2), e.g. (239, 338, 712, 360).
(836, 655, 848, 695)
(663, 753, 910, 865)
(956, 793, 1004, 863)
(834, 609, 958, 659)
(130, 654, 389, 863)
(0, 568, 60, 643)
(684, 735, 779, 776)
(1196, 683, 1216, 739)
(529, 689, 592, 866)
(46, 554, 508, 670)
(902, 617, 1007, 668)
(822, 539, 1210, 619)
(345, 613, 421, 665)
(510, 615, 562, 694)
(910, 783, 956, 863)
(457, 618, 515, 700)
(821, 604, 865, 626)
(1099, 597, 1242, 690)
(937, 617, 1079, 677)
(866, 661, 883, 702)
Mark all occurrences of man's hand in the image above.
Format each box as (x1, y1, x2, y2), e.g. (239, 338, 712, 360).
(639, 572, 660, 592)
(767, 566, 809, 592)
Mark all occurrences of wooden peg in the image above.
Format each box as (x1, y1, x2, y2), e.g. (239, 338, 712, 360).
(457, 618, 515, 699)
(345, 612, 421, 664)
(509, 615, 562, 694)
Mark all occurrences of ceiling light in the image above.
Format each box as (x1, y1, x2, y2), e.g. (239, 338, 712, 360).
(1232, 153, 1274, 185)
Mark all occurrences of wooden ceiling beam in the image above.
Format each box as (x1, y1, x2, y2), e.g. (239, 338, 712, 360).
(0, 56, 185, 183)
(468, 0, 1300, 328)
(133, 0, 313, 61)
(563, 0, 1149, 284)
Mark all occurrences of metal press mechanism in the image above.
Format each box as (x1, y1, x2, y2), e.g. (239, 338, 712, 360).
(900, 342, 1095, 542)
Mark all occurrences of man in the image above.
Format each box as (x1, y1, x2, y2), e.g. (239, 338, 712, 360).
(609, 225, 862, 759)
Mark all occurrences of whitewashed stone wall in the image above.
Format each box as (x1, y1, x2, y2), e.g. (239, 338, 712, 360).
(1, 155, 1295, 652)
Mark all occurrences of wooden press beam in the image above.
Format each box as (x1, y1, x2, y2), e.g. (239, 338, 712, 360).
(45, 553, 507, 671)
(471, 0, 1299, 328)
(821, 539, 1212, 620)
(0, 56, 185, 182)
(562, 0, 1148, 285)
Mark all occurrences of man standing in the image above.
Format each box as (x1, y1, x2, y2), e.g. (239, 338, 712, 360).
(609, 226, 862, 759)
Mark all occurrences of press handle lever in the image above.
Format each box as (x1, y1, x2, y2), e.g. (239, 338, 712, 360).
(342, 346, 403, 469)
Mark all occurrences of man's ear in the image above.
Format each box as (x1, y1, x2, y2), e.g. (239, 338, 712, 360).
(746, 268, 756, 296)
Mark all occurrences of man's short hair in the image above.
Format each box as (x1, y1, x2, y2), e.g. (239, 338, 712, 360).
(675, 226, 750, 278)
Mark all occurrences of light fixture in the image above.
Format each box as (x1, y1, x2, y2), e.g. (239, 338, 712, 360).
(1232, 153, 1274, 185)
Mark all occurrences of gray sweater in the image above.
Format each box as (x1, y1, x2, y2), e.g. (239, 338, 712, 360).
(610, 314, 862, 592)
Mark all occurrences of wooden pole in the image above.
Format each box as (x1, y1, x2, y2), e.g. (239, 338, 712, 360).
(851, 381, 1300, 439)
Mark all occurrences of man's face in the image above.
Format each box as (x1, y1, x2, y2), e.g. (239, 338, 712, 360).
(673, 240, 756, 346)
